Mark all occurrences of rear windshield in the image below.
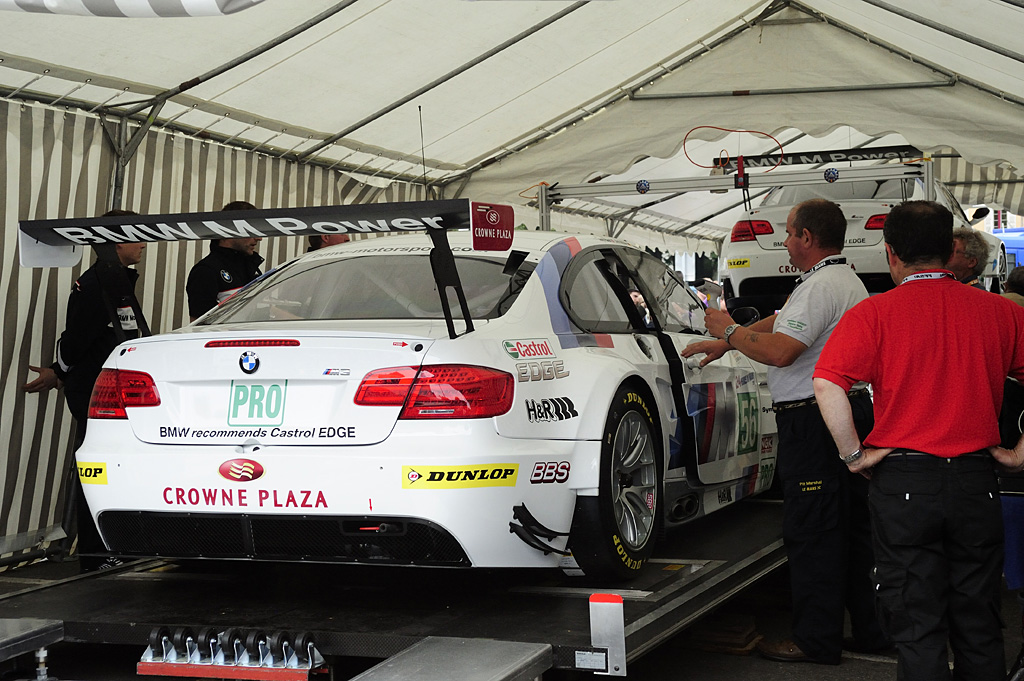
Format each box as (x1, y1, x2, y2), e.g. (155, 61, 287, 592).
(198, 253, 535, 324)
(760, 178, 914, 206)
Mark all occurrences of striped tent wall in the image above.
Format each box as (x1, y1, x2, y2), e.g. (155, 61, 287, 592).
(933, 151, 1024, 217)
(0, 99, 415, 565)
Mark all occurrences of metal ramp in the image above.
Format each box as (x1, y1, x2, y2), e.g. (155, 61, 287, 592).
(0, 500, 784, 679)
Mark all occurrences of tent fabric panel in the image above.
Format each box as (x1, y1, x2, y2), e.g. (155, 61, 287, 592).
(0, 100, 399, 560)
(801, 0, 1024, 100)
(462, 10, 1024, 214)
(0, 100, 107, 561)
(934, 152, 1024, 218)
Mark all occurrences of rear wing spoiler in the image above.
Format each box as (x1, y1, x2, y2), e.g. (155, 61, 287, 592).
(19, 199, 515, 339)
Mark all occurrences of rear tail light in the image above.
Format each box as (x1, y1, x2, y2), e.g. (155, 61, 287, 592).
(355, 365, 514, 419)
(864, 214, 887, 230)
(89, 369, 161, 419)
(730, 220, 774, 242)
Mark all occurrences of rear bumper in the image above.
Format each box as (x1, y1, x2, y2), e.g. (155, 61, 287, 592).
(99, 511, 471, 565)
(78, 420, 601, 568)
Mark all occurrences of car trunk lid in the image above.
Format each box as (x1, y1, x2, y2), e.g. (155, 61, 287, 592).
(117, 332, 433, 446)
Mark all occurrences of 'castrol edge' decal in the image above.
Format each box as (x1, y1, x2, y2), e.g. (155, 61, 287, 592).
(502, 339, 555, 360)
(403, 464, 519, 489)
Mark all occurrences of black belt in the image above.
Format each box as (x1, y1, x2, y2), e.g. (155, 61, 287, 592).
(772, 387, 869, 413)
(887, 449, 991, 461)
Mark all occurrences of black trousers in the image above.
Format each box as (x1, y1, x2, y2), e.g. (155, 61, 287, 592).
(870, 452, 1004, 681)
(60, 417, 105, 558)
(775, 392, 887, 664)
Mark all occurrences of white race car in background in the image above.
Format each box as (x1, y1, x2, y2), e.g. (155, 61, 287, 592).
(720, 176, 1006, 317)
(76, 215, 777, 580)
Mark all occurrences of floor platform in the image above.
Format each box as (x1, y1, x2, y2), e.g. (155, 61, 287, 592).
(0, 500, 784, 673)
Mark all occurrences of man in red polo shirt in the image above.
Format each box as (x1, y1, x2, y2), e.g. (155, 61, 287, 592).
(813, 200, 1024, 681)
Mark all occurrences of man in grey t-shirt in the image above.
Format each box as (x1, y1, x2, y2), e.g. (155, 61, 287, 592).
(682, 199, 888, 665)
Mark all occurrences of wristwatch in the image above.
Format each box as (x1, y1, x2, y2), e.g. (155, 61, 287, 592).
(841, 448, 863, 465)
(723, 323, 740, 345)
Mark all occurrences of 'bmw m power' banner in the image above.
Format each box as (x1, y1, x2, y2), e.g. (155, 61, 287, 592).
(19, 199, 513, 267)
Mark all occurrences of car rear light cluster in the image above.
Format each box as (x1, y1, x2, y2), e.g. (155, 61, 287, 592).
(204, 339, 300, 347)
(355, 365, 514, 419)
(89, 369, 161, 419)
(864, 214, 887, 230)
(730, 220, 774, 242)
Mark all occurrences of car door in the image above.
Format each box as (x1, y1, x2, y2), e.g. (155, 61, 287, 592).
(624, 251, 773, 486)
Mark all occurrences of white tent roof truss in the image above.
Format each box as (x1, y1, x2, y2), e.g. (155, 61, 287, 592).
(1, 0, 1023, 247)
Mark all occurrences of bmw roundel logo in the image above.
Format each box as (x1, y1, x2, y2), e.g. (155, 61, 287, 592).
(220, 269, 233, 283)
(239, 351, 259, 374)
(636, 179, 650, 194)
(823, 168, 840, 183)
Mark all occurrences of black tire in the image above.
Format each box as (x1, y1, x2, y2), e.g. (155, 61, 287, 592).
(568, 385, 662, 581)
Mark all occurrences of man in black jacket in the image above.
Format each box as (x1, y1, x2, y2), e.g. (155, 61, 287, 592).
(186, 200, 264, 321)
(22, 209, 150, 568)
(24, 210, 150, 443)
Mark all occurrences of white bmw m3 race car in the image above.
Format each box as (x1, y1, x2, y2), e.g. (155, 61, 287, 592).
(29, 201, 778, 580)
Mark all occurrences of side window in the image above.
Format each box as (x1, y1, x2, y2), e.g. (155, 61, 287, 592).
(562, 251, 634, 333)
(624, 251, 708, 334)
(937, 183, 970, 225)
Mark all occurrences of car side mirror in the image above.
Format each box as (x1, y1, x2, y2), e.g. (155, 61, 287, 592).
(732, 306, 761, 326)
(970, 206, 990, 224)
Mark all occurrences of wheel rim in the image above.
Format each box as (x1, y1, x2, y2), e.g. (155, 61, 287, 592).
(610, 411, 657, 551)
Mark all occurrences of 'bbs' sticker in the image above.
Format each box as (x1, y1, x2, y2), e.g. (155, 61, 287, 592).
(530, 461, 570, 484)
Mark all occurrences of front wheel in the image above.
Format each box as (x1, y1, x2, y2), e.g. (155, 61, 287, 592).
(568, 385, 662, 581)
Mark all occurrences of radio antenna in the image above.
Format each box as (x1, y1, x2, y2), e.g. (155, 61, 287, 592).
(418, 105, 429, 196)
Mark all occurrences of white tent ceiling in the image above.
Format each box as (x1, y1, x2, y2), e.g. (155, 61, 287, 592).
(2, 0, 1023, 247)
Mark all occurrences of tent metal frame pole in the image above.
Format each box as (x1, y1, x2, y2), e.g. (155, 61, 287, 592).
(947, 180, 1024, 186)
(670, 133, 889, 234)
(792, 1, 1024, 110)
(631, 79, 953, 100)
(856, 0, 1024, 66)
(538, 183, 552, 232)
(536, 164, 929, 241)
(548, 163, 927, 201)
(297, 1, 590, 162)
(601, 132, 808, 225)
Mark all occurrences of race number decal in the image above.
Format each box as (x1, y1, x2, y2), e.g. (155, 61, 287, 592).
(736, 393, 759, 455)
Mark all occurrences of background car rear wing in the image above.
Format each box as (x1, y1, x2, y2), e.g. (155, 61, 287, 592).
(19, 199, 515, 339)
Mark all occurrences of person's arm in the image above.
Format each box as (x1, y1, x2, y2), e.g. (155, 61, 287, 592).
(704, 308, 806, 367)
(814, 377, 892, 474)
(680, 314, 780, 367)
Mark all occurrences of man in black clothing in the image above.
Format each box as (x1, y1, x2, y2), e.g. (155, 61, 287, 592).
(186, 200, 264, 321)
(23, 209, 150, 568)
(58, 237, 149, 439)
